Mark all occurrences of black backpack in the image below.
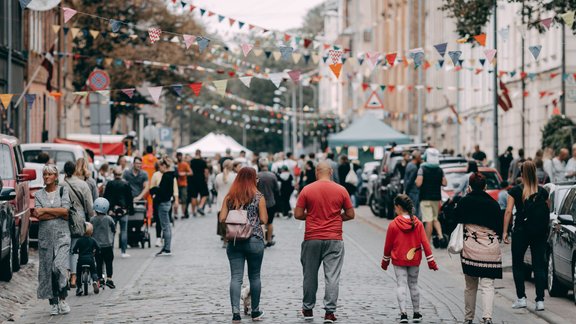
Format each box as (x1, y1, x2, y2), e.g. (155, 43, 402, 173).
(518, 190, 550, 239)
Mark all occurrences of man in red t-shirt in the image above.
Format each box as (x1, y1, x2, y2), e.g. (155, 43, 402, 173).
(294, 161, 355, 323)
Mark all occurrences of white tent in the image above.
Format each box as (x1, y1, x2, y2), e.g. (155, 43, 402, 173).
(177, 132, 252, 157)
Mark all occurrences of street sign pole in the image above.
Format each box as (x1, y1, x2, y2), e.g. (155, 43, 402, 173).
(493, 0, 499, 169)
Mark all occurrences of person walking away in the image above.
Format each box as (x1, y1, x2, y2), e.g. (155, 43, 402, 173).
(550, 148, 569, 183)
(234, 150, 250, 166)
(62, 161, 94, 290)
(35, 164, 72, 315)
(150, 162, 164, 246)
(214, 160, 237, 247)
(534, 158, 550, 185)
(454, 161, 479, 197)
(176, 152, 193, 218)
(498, 146, 514, 181)
(337, 155, 357, 206)
(415, 148, 447, 243)
(503, 161, 550, 311)
(294, 161, 355, 323)
(565, 143, 576, 179)
(393, 151, 411, 180)
(219, 148, 234, 170)
(103, 167, 134, 257)
(404, 151, 422, 219)
(453, 173, 503, 324)
(219, 168, 268, 323)
(75, 158, 98, 202)
(542, 148, 554, 180)
(472, 145, 487, 166)
(381, 194, 438, 323)
(303, 160, 316, 187)
(91, 197, 117, 289)
(189, 150, 209, 216)
(508, 149, 525, 184)
(325, 152, 340, 183)
(284, 152, 298, 175)
(278, 166, 295, 218)
(72, 223, 100, 296)
(150, 157, 177, 256)
(258, 159, 279, 247)
(497, 181, 509, 211)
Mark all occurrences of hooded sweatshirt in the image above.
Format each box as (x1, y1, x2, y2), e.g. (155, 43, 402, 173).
(383, 215, 434, 267)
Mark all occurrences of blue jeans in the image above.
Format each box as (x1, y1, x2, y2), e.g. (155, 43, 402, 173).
(158, 201, 172, 251)
(226, 236, 265, 314)
(115, 215, 128, 253)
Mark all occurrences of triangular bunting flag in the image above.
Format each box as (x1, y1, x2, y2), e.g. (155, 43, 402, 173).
(71, 27, 81, 38)
(269, 73, 284, 88)
(148, 27, 162, 44)
(96, 90, 110, 98)
(19, 0, 32, 9)
(189, 83, 202, 96)
(147, 86, 163, 104)
(433, 43, 447, 57)
(239, 77, 252, 88)
(561, 11, 575, 27)
(110, 19, 122, 33)
(199, 9, 206, 16)
(287, 70, 301, 83)
(264, 51, 272, 59)
(253, 48, 263, 57)
(529, 45, 542, 60)
(172, 84, 183, 96)
(279, 46, 293, 60)
(238, 21, 245, 29)
(62, 7, 77, 24)
(385, 52, 397, 66)
(0, 94, 14, 109)
(438, 59, 445, 68)
(213, 80, 228, 96)
(329, 63, 343, 78)
(499, 26, 510, 42)
(218, 15, 225, 23)
(292, 53, 302, 64)
(410, 51, 424, 68)
(540, 17, 553, 30)
(479, 58, 486, 66)
(52, 25, 61, 34)
(447, 51, 462, 66)
(322, 56, 329, 63)
(366, 51, 380, 66)
(196, 36, 211, 52)
(303, 54, 311, 64)
(228, 18, 236, 27)
(304, 38, 313, 48)
(272, 51, 282, 61)
(484, 49, 497, 63)
(121, 88, 135, 98)
(328, 50, 343, 64)
(241, 44, 253, 57)
(183, 34, 195, 49)
(311, 54, 320, 64)
(473, 33, 486, 46)
(24, 94, 36, 108)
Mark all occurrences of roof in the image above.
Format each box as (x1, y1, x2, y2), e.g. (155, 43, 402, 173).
(0, 134, 20, 146)
(328, 114, 412, 146)
(178, 132, 252, 157)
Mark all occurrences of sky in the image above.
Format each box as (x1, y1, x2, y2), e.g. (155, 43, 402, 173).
(188, 0, 327, 32)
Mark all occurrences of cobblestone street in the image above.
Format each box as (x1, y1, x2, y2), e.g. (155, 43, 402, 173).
(11, 207, 574, 323)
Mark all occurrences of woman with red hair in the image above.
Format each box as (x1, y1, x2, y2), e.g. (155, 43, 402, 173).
(219, 167, 268, 323)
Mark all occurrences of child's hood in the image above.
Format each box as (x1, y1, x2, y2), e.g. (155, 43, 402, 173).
(394, 216, 416, 233)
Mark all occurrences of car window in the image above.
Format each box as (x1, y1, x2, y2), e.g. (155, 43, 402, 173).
(23, 150, 76, 171)
(0, 144, 15, 180)
(559, 188, 576, 215)
(13, 145, 24, 173)
(444, 170, 500, 190)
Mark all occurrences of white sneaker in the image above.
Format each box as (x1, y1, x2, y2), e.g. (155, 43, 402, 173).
(50, 304, 59, 315)
(512, 297, 527, 309)
(58, 300, 70, 314)
(155, 238, 162, 247)
(121, 253, 131, 258)
(535, 301, 545, 311)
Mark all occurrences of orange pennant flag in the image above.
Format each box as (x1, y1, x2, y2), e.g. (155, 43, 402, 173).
(473, 33, 487, 46)
(329, 63, 342, 78)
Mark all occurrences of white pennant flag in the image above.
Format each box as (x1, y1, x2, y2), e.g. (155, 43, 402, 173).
(213, 80, 228, 96)
(241, 44, 254, 57)
(269, 73, 284, 88)
(147, 86, 163, 104)
(183, 35, 196, 49)
(239, 76, 253, 88)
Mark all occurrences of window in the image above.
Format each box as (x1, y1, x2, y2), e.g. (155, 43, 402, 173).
(559, 189, 576, 216)
(22, 150, 75, 172)
(0, 144, 15, 180)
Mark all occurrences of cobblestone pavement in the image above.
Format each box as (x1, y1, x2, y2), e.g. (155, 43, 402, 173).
(12, 207, 571, 324)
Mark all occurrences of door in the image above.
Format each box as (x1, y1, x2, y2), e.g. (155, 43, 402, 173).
(555, 189, 576, 281)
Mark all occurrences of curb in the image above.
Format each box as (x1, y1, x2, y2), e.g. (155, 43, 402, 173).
(497, 289, 566, 324)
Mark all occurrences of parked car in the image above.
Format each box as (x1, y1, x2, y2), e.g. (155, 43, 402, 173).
(441, 165, 503, 202)
(24, 162, 46, 248)
(545, 183, 576, 300)
(21, 143, 91, 181)
(0, 135, 37, 282)
(357, 161, 380, 205)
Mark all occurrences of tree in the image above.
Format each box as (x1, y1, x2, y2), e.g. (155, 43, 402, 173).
(298, 3, 325, 36)
(541, 115, 575, 152)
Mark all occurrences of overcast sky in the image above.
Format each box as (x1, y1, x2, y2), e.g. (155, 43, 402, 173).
(188, 0, 327, 32)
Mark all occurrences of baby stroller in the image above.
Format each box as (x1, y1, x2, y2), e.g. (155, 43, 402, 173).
(435, 196, 461, 249)
(127, 201, 151, 248)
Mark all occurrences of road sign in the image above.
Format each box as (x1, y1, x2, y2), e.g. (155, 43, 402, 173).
(159, 127, 173, 149)
(88, 69, 110, 91)
(365, 91, 384, 109)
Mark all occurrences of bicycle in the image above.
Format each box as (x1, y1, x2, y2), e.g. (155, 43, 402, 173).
(80, 264, 99, 296)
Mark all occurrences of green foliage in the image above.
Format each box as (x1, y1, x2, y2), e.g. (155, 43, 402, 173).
(298, 3, 325, 36)
(541, 115, 575, 151)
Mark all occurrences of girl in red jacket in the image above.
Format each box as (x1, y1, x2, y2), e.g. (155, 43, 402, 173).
(381, 194, 438, 323)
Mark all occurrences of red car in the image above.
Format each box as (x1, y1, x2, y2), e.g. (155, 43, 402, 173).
(442, 165, 503, 201)
(0, 135, 37, 282)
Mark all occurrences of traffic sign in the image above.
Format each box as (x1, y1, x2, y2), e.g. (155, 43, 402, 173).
(365, 91, 384, 109)
(88, 69, 110, 91)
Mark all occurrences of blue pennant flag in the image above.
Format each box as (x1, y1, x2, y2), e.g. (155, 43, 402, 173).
(448, 51, 462, 66)
(529, 45, 542, 60)
(479, 58, 486, 66)
(264, 51, 272, 59)
(279, 46, 293, 60)
(341, 57, 347, 64)
(303, 55, 311, 64)
(433, 43, 448, 57)
(114, 58, 123, 67)
(24, 94, 36, 108)
(96, 57, 104, 66)
(63, 27, 70, 35)
(218, 15, 225, 23)
(172, 84, 183, 96)
(181, 1, 187, 8)
(238, 21, 245, 29)
(196, 36, 210, 53)
(199, 9, 206, 16)
(19, 0, 32, 9)
(322, 56, 328, 63)
(358, 58, 364, 65)
(411, 51, 424, 68)
(509, 71, 516, 77)
(528, 72, 537, 80)
(438, 59, 445, 68)
(458, 59, 464, 67)
(110, 19, 122, 33)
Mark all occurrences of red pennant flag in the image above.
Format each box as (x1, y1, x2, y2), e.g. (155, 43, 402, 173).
(208, 11, 215, 17)
(229, 18, 236, 26)
(403, 56, 409, 68)
(228, 71, 236, 77)
(540, 17, 553, 30)
(189, 5, 196, 11)
(385, 52, 397, 66)
(323, 44, 330, 50)
(426, 86, 432, 93)
(520, 72, 528, 79)
(284, 34, 291, 42)
(248, 24, 255, 30)
(388, 85, 396, 92)
(550, 72, 560, 79)
(304, 38, 312, 48)
(329, 63, 342, 78)
(361, 83, 369, 91)
(473, 33, 487, 46)
(523, 91, 530, 97)
(498, 71, 507, 78)
(189, 82, 202, 96)
(475, 68, 483, 75)
(424, 60, 431, 69)
(121, 88, 135, 98)
(539, 91, 547, 98)
(498, 81, 512, 111)
(552, 106, 561, 115)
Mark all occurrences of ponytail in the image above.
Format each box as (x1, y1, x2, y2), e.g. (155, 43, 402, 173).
(393, 194, 416, 230)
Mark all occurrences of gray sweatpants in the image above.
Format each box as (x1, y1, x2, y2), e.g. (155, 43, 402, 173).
(301, 240, 344, 313)
(394, 266, 420, 313)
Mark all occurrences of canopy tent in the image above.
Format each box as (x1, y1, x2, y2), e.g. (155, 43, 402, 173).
(328, 114, 412, 147)
(177, 132, 252, 157)
(54, 133, 126, 155)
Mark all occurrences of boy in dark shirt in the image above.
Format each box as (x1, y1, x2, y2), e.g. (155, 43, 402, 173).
(73, 222, 100, 295)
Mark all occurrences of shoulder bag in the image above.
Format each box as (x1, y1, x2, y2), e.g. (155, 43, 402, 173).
(345, 163, 359, 186)
(64, 181, 87, 237)
(448, 223, 464, 254)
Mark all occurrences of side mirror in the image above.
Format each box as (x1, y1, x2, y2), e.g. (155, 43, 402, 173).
(17, 168, 37, 182)
(372, 168, 378, 175)
(558, 214, 575, 225)
(0, 188, 16, 201)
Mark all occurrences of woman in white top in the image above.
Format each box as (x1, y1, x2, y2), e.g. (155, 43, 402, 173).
(214, 160, 237, 247)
